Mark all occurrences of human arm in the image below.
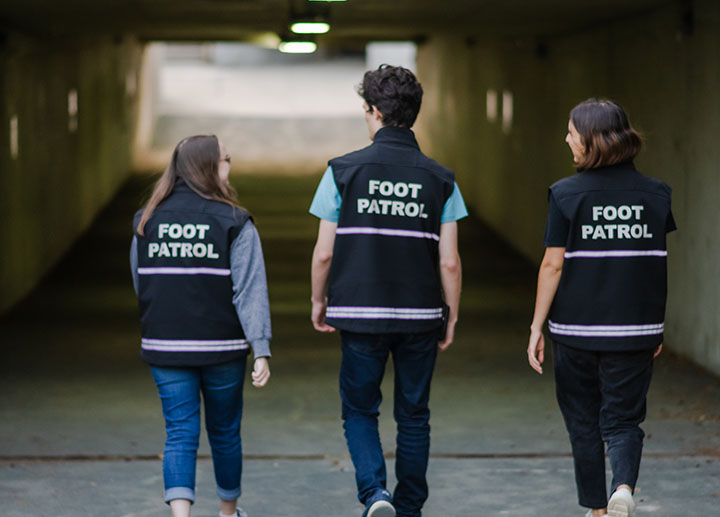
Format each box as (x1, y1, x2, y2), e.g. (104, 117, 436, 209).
(230, 220, 272, 387)
(438, 221, 462, 351)
(527, 247, 565, 374)
(310, 219, 337, 332)
(130, 235, 139, 294)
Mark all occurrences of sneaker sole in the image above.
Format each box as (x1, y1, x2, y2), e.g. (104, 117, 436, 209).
(367, 500, 396, 517)
(607, 500, 631, 517)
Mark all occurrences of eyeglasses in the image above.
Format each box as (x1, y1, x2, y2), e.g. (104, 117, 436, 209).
(222, 154, 231, 164)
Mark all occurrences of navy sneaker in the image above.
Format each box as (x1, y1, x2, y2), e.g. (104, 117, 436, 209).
(362, 489, 395, 517)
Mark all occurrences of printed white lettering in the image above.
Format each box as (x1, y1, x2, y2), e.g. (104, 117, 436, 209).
(192, 243, 207, 258)
(148, 242, 159, 257)
(643, 225, 653, 238)
(182, 224, 196, 239)
(368, 180, 380, 195)
(391, 201, 405, 216)
(378, 199, 392, 215)
(631, 205, 644, 219)
(603, 206, 617, 221)
(158, 242, 170, 257)
(618, 225, 631, 239)
(405, 202, 419, 217)
(582, 225, 593, 239)
(168, 242, 182, 257)
(603, 225, 616, 239)
(394, 182, 409, 197)
(158, 223, 170, 238)
(379, 181, 394, 196)
(181, 243, 192, 257)
(617, 206, 632, 220)
(408, 183, 423, 199)
(168, 224, 183, 239)
(592, 225, 607, 240)
(358, 198, 370, 213)
(630, 224, 643, 238)
(368, 199, 380, 214)
(592, 206, 603, 221)
(207, 244, 220, 259)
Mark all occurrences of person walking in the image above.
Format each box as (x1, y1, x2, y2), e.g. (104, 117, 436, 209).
(527, 99, 676, 517)
(309, 65, 468, 517)
(130, 135, 272, 517)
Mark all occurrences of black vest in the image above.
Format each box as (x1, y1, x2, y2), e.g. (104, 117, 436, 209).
(548, 162, 674, 351)
(326, 127, 455, 333)
(133, 181, 251, 366)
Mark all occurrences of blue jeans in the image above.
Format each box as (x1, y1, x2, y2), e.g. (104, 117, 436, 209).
(151, 358, 246, 504)
(553, 342, 654, 509)
(340, 330, 438, 517)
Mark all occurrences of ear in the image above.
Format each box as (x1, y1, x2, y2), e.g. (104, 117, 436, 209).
(371, 105, 384, 122)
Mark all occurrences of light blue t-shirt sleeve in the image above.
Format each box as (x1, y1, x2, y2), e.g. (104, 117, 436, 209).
(309, 166, 342, 222)
(441, 182, 469, 223)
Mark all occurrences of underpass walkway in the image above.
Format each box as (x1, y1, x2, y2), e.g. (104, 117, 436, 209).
(0, 174, 718, 516)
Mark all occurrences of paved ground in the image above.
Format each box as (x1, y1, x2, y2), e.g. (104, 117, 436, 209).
(1, 174, 719, 516)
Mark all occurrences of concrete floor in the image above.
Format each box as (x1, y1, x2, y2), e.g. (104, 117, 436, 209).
(1, 174, 719, 516)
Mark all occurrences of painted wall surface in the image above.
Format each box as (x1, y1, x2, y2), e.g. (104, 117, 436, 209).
(0, 33, 142, 313)
(415, 1, 720, 374)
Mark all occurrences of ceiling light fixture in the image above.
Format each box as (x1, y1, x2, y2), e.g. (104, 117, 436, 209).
(290, 22, 330, 34)
(278, 41, 318, 54)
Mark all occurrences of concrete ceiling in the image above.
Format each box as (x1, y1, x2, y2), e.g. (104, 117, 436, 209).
(1, 0, 675, 42)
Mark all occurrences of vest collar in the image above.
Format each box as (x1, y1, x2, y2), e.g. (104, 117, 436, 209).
(372, 127, 420, 149)
(577, 160, 637, 174)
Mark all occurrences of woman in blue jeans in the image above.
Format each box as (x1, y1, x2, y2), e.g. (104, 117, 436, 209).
(527, 99, 675, 517)
(130, 135, 272, 517)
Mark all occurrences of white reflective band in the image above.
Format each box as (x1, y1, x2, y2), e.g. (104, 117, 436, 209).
(548, 321, 664, 337)
(327, 306, 443, 320)
(141, 338, 249, 352)
(138, 267, 231, 276)
(336, 227, 440, 242)
(564, 250, 667, 259)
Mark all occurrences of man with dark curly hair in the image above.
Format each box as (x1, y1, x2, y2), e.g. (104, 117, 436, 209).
(309, 64, 468, 517)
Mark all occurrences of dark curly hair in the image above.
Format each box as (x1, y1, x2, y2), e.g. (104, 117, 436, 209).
(357, 64, 423, 128)
(570, 98, 643, 169)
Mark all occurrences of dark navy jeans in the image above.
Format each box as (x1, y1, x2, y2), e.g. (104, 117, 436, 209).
(151, 358, 246, 504)
(340, 330, 438, 517)
(552, 342, 654, 509)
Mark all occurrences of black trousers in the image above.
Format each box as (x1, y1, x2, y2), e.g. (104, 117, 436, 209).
(552, 342, 654, 509)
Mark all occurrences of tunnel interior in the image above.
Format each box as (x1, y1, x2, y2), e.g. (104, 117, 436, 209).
(1, 0, 720, 515)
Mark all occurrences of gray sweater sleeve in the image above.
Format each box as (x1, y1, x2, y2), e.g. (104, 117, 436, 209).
(230, 220, 272, 358)
(130, 235, 139, 295)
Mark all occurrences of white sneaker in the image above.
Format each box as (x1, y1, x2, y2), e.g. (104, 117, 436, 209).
(585, 510, 607, 517)
(607, 487, 635, 517)
(235, 507, 249, 517)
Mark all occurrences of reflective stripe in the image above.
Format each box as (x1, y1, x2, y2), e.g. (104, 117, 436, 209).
(564, 250, 667, 259)
(548, 321, 664, 337)
(336, 227, 440, 242)
(327, 306, 443, 320)
(138, 267, 231, 276)
(141, 338, 249, 352)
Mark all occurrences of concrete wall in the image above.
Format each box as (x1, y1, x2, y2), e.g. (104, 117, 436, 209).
(0, 33, 143, 313)
(415, 0, 720, 374)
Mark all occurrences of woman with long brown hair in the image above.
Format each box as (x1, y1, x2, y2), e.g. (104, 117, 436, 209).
(527, 99, 675, 517)
(130, 135, 271, 517)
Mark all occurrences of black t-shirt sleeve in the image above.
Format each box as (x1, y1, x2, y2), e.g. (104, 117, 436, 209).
(666, 209, 677, 233)
(543, 190, 570, 247)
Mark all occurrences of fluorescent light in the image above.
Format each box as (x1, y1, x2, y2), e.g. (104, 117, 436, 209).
(291, 22, 330, 34)
(278, 41, 318, 54)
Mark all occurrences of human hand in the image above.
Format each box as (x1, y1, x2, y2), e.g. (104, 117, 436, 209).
(311, 297, 336, 332)
(527, 327, 545, 374)
(653, 344, 663, 359)
(252, 357, 271, 388)
(438, 321, 456, 351)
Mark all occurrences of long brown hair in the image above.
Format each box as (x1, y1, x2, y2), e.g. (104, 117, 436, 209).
(136, 135, 239, 236)
(570, 98, 642, 170)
